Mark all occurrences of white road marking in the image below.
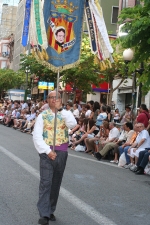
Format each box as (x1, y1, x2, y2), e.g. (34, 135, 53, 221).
(68, 152, 123, 168)
(0, 146, 117, 225)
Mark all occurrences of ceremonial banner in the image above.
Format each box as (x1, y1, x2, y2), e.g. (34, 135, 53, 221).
(85, 0, 97, 54)
(33, 0, 43, 46)
(89, 0, 113, 54)
(43, 0, 85, 71)
(22, 0, 32, 47)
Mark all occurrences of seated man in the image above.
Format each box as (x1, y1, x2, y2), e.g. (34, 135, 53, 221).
(22, 108, 36, 130)
(134, 148, 150, 174)
(127, 123, 150, 171)
(122, 124, 139, 168)
(110, 122, 135, 163)
(94, 122, 120, 161)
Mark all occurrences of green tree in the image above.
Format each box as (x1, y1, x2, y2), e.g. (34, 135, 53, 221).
(61, 35, 104, 99)
(118, 0, 150, 93)
(20, 54, 56, 83)
(0, 69, 26, 98)
(20, 35, 127, 103)
(20, 36, 102, 100)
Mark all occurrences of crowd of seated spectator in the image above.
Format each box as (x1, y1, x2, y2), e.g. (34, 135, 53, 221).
(0, 99, 46, 134)
(67, 101, 150, 175)
(0, 98, 150, 175)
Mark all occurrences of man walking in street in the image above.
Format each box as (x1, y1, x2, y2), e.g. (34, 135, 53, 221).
(33, 90, 77, 225)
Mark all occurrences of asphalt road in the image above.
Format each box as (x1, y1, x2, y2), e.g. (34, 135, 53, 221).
(0, 124, 150, 225)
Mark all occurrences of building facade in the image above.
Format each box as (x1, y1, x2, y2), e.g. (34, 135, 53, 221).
(0, 4, 17, 40)
(100, 0, 119, 36)
(13, 0, 25, 71)
(0, 38, 10, 69)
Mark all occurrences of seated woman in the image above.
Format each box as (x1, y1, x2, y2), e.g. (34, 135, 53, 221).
(16, 110, 30, 130)
(113, 108, 120, 123)
(94, 121, 110, 153)
(71, 119, 99, 150)
(69, 118, 80, 135)
(13, 109, 26, 128)
(20, 108, 36, 130)
(84, 121, 109, 153)
(68, 118, 82, 146)
(70, 118, 89, 149)
(110, 122, 134, 164)
(3, 105, 12, 126)
(96, 106, 107, 127)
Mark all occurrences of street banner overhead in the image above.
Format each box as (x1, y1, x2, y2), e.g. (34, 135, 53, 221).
(22, 0, 114, 71)
(43, 0, 85, 71)
(85, 0, 113, 61)
(22, 0, 32, 47)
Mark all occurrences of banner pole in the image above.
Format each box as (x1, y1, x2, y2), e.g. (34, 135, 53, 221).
(52, 69, 60, 152)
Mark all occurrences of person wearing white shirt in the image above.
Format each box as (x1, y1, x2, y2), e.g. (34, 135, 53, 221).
(22, 101, 28, 109)
(73, 104, 80, 118)
(33, 91, 77, 224)
(94, 122, 120, 160)
(128, 123, 150, 171)
(85, 104, 92, 118)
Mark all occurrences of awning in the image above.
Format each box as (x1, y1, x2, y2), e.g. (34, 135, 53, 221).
(118, 87, 136, 94)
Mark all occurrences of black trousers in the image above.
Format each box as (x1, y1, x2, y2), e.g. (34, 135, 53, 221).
(37, 151, 68, 218)
(137, 149, 150, 169)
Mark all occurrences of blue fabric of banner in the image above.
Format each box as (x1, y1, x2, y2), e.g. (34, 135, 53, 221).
(43, 0, 85, 69)
(22, 0, 32, 47)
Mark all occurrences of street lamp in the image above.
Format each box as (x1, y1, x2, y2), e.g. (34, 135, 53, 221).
(30, 74, 35, 100)
(123, 48, 134, 77)
(24, 66, 30, 101)
(123, 48, 134, 62)
(123, 49, 144, 111)
(123, 49, 135, 119)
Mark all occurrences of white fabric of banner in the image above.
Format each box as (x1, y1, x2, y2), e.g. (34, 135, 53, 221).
(39, 0, 48, 49)
(30, 1, 38, 47)
(89, 0, 113, 54)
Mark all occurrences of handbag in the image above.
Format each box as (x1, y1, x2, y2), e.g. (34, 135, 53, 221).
(118, 152, 126, 167)
(74, 145, 86, 152)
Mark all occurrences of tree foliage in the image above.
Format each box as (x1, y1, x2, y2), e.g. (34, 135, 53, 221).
(20, 54, 56, 83)
(20, 35, 129, 102)
(118, 0, 150, 62)
(20, 35, 103, 95)
(0, 69, 26, 96)
(61, 35, 102, 94)
(118, 0, 150, 93)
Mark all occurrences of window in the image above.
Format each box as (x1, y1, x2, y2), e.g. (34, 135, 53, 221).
(135, 0, 140, 5)
(111, 6, 119, 24)
(122, 0, 128, 9)
(1, 61, 7, 69)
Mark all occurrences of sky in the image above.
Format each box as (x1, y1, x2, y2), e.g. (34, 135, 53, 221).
(0, 0, 19, 20)
(0, 0, 19, 7)
(0, 0, 19, 15)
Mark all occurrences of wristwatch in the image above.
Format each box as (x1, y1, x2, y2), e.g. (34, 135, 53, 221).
(58, 107, 63, 111)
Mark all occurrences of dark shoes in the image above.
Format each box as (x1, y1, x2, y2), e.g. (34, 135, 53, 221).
(50, 214, 56, 221)
(94, 152, 102, 160)
(38, 217, 49, 225)
(133, 166, 140, 173)
(38, 214, 56, 224)
(135, 168, 144, 175)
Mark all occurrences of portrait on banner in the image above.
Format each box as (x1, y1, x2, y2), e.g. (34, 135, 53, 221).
(47, 0, 78, 54)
